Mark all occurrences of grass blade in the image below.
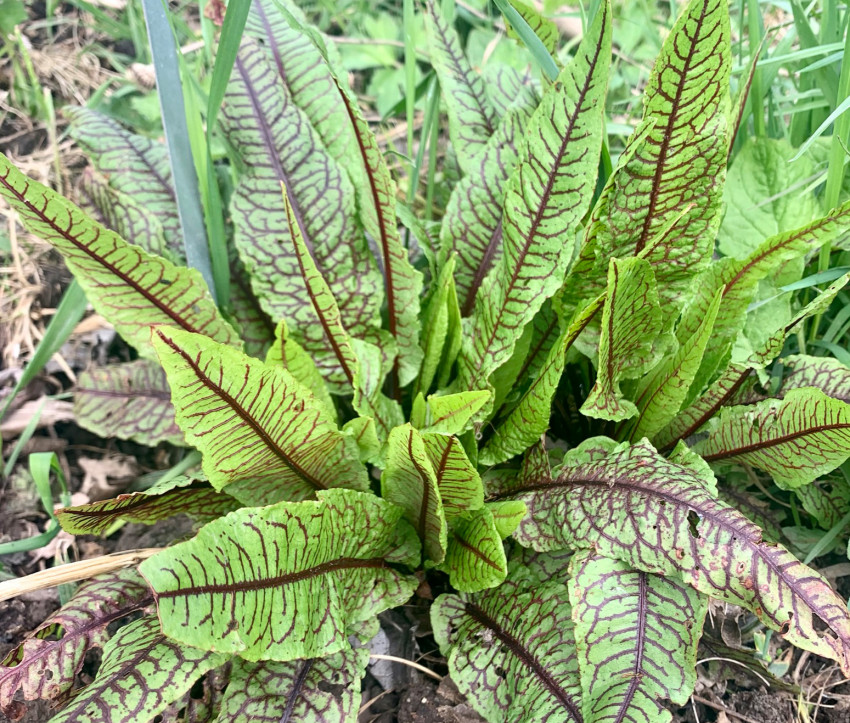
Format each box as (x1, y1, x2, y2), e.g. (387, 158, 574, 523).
(492, 0, 559, 81)
(140, 0, 216, 302)
(0, 280, 87, 423)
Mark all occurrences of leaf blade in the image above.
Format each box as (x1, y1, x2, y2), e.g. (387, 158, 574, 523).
(505, 439, 850, 673)
(152, 326, 368, 505)
(0, 154, 239, 357)
(139, 489, 418, 661)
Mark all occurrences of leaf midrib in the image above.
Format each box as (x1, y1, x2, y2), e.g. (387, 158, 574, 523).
(633, 0, 711, 254)
(700, 421, 850, 462)
(234, 52, 315, 257)
(464, 601, 583, 723)
(156, 557, 387, 598)
(614, 570, 648, 723)
(155, 330, 327, 492)
(335, 78, 402, 345)
(467, 8, 608, 389)
(0, 169, 204, 336)
(497, 472, 845, 638)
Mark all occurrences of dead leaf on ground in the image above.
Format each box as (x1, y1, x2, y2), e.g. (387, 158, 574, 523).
(0, 398, 74, 440)
(78, 455, 139, 501)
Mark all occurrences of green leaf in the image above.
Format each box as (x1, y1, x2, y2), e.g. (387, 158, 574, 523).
(152, 326, 368, 506)
(417, 255, 457, 395)
(505, 1, 560, 59)
(717, 138, 819, 259)
(217, 649, 369, 722)
(381, 424, 448, 564)
(488, 500, 527, 538)
(504, 439, 850, 673)
(47, 616, 227, 723)
(278, 188, 403, 438)
(55, 476, 238, 536)
(349, 337, 405, 441)
(330, 68, 425, 387)
(227, 246, 277, 359)
(456, 3, 611, 392)
(0, 153, 239, 358)
(78, 168, 171, 261)
(796, 477, 850, 529)
(412, 391, 491, 435)
(693, 388, 850, 489)
(626, 290, 722, 441)
(425, 3, 498, 173)
(0, 569, 151, 711)
(581, 258, 664, 421)
(222, 40, 383, 381)
(655, 275, 849, 450)
(589, 0, 730, 313)
(65, 107, 183, 262)
(244, 0, 367, 187)
(422, 433, 484, 517)
(265, 319, 337, 422)
(139, 489, 418, 662)
(439, 88, 538, 314)
(441, 508, 509, 592)
(73, 360, 184, 446)
(481, 294, 604, 465)
(569, 551, 708, 723)
(774, 354, 850, 403)
(432, 580, 582, 723)
(677, 200, 850, 386)
(0, 0, 26, 37)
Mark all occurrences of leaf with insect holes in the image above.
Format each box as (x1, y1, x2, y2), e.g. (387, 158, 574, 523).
(422, 433, 484, 517)
(569, 550, 708, 723)
(216, 649, 369, 723)
(455, 4, 610, 393)
(0, 153, 239, 358)
(139, 489, 419, 661)
(73, 360, 184, 446)
(152, 326, 368, 506)
(481, 293, 604, 465)
(677, 200, 850, 387)
(65, 107, 183, 262)
(425, 2, 498, 173)
(47, 616, 227, 723)
(654, 276, 849, 450)
(439, 87, 538, 315)
(222, 40, 383, 382)
(693, 388, 850, 489)
(590, 0, 730, 315)
(56, 475, 239, 535)
(581, 257, 664, 421)
(626, 290, 722, 442)
(0, 569, 151, 715)
(381, 424, 448, 564)
(504, 438, 850, 674)
(432, 580, 583, 723)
